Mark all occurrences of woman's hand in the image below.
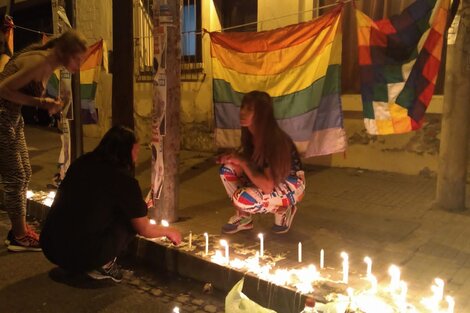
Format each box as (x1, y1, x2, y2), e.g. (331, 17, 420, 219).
(165, 226, 182, 245)
(40, 97, 63, 115)
(217, 153, 245, 167)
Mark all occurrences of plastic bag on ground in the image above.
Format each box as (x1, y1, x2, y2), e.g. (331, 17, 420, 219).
(225, 278, 277, 313)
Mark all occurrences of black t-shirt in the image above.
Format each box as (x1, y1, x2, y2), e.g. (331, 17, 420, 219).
(40, 152, 147, 270)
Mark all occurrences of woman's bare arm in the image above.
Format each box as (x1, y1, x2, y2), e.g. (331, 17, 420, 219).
(131, 217, 182, 245)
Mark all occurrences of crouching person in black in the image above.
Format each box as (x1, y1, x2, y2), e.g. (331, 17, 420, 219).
(40, 126, 181, 282)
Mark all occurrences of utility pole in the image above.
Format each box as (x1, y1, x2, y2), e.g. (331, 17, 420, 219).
(435, 2, 470, 211)
(65, 0, 83, 159)
(152, 0, 181, 222)
(112, 0, 135, 129)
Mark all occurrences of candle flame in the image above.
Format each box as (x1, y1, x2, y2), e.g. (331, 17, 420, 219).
(149, 219, 156, 225)
(26, 190, 34, 199)
(161, 220, 169, 227)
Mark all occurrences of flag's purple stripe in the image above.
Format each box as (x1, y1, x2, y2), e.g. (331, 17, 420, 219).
(214, 93, 343, 141)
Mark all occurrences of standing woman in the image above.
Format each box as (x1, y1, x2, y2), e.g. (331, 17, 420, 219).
(218, 91, 306, 234)
(0, 30, 87, 251)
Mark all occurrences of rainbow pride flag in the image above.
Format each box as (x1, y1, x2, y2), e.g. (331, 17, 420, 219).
(209, 5, 347, 157)
(356, 0, 450, 135)
(80, 39, 106, 124)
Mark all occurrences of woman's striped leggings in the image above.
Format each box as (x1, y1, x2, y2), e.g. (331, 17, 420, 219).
(0, 112, 31, 220)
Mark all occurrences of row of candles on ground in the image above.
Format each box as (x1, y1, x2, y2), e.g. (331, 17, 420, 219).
(147, 221, 456, 313)
(28, 191, 458, 312)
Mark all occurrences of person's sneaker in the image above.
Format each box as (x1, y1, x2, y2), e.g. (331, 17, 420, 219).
(272, 205, 298, 234)
(4, 230, 13, 246)
(222, 214, 254, 234)
(7, 232, 42, 252)
(87, 259, 123, 283)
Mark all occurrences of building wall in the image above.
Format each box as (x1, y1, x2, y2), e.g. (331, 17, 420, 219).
(74, 0, 446, 176)
(76, 0, 113, 139)
(178, 0, 445, 176)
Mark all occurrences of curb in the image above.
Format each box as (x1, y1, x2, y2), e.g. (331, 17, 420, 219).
(1, 190, 319, 313)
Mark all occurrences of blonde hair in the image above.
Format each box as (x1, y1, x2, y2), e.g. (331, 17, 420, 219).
(15, 29, 87, 64)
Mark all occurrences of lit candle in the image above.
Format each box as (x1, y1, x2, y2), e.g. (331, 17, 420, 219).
(400, 281, 408, 307)
(149, 219, 156, 225)
(42, 198, 53, 207)
(258, 233, 264, 257)
(161, 220, 169, 227)
(298, 242, 302, 263)
(363, 256, 372, 277)
(388, 265, 401, 292)
(220, 239, 229, 264)
(434, 278, 445, 302)
(341, 252, 349, 284)
(173, 307, 180, 313)
(204, 232, 209, 256)
(320, 249, 324, 269)
(189, 231, 192, 249)
(369, 274, 378, 293)
(445, 296, 455, 313)
(26, 190, 34, 199)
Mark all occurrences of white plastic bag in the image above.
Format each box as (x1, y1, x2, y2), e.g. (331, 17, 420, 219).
(225, 278, 277, 313)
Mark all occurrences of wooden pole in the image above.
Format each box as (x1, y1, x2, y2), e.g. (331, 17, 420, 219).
(435, 2, 470, 211)
(65, 0, 83, 160)
(152, 0, 181, 222)
(112, 0, 135, 129)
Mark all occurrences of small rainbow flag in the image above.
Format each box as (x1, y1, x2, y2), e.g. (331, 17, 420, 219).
(356, 0, 450, 135)
(80, 39, 106, 124)
(210, 5, 347, 157)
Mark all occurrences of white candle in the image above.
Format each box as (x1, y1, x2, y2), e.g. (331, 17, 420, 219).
(320, 249, 324, 269)
(400, 281, 408, 307)
(369, 274, 378, 293)
(364, 256, 372, 277)
(204, 232, 209, 256)
(388, 265, 401, 292)
(347, 287, 354, 305)
(220, 239, 229, 264)
(149, 219, 156, 225)
(445, 296, 455, 313)
(298, 242, 302, 263)
(258, 233, 264, 257)
(434, 278, 445, 302)
(189, 231, 192, 249)
(161, 220, 169, 227)
(340, 252, 349, 284)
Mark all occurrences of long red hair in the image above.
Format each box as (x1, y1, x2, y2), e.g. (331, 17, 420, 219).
(240, 91, 292, 184)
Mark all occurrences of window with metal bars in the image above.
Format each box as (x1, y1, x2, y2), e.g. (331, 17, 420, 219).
(214, 0, 258, 32)
(181, 0, 203, 81)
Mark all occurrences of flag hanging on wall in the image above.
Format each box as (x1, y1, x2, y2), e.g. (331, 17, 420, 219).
(80, 39, 106, 124)
(356, 0, 450, 135)
(209, 5, 347, 158)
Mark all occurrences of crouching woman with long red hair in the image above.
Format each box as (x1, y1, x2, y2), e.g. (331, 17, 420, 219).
(217, 91, 305, 234)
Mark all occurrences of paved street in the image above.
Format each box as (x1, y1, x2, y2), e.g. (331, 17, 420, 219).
(2, 126, 470, 312)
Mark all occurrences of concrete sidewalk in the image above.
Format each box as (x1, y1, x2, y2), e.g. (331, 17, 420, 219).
(4, 125, 470, 312)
